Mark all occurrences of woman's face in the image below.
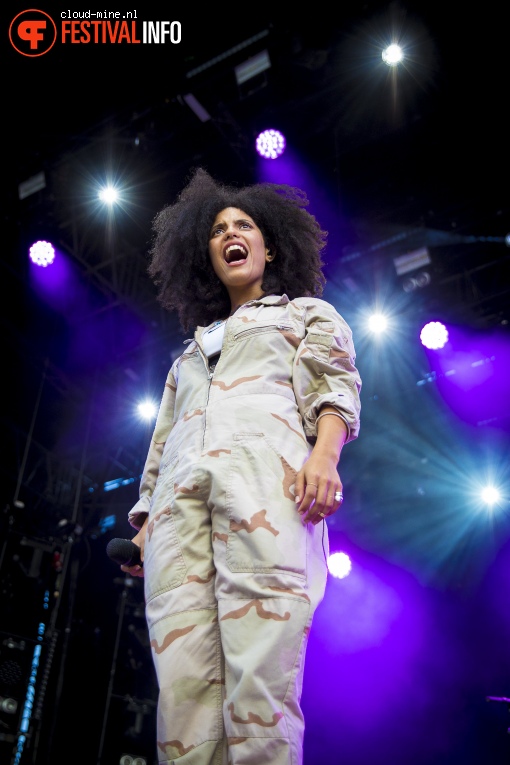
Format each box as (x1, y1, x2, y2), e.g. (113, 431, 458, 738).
(208, 207, 271, 309)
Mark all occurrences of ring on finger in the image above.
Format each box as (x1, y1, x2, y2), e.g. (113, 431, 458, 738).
(335, 491, 343, 502)
(318, 512, 327, 518)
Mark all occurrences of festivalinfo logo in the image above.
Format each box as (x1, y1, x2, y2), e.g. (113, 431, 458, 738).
(9, 9, 181, 57)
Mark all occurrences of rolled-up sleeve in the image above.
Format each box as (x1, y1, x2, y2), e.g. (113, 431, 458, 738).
(293, 299, 361, 443)
(127, 366, 177, 529)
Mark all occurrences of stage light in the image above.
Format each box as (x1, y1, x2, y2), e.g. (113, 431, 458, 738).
(29, 240, 55, 267)
(420, 321, 448, 349)
(382, 43, 403, 66)
(137, 401, 157, 421)
(368, 313, 389, 333)
(98, 185, 120, 204)
(236, 49, 271, 85)
(327, 552, 352, 579)
(0, 696, 18, 714)
(182, 92, 211, 122)
(402, 271, 431, 292)
(480, 486, 501, 507)
(255, 129, 286, 159)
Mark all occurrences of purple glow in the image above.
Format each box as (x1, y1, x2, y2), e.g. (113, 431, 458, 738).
(327, 551, 352, 579)
(420, 321, 448, 349)
(424, 325, 509, 425)
(29, 240, 55, 267)
(255, 129, 286, 159)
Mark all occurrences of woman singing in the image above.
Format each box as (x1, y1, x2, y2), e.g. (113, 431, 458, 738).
(121, 168, 361, 765)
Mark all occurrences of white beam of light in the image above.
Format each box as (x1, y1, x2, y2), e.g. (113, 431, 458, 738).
(480, 486, 502, 507)
(368, 313, 389, 333)
(98, 185, 120, 204)
(382, 43, 404, 66)
(29, 240, 55, 267)
(420, 321, 448, 350)
(327, 552, 352, 579)
(137, 401, 158, 421)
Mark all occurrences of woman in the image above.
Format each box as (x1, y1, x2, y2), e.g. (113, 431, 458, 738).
(121, 168, 361, 764)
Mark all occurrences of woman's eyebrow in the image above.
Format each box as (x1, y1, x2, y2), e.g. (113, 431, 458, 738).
(210, 217, 253, 233)
(210, 219, 226, 233)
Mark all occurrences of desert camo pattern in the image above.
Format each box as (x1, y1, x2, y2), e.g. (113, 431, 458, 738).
(128, 294, 361, 764)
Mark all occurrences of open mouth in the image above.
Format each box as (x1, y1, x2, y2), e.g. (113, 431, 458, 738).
(224, 244, 248, 264)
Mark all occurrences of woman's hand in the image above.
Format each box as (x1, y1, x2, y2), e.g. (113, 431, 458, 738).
(120, 515, 148, 577)
(295, 452, 343, 524)
(294, 407, 348, 525)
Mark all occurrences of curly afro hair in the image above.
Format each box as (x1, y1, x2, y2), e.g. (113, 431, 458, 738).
(147, 167, 328, 332)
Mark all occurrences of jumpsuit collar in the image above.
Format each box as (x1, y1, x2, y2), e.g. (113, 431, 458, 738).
(185, 294, 290, 346)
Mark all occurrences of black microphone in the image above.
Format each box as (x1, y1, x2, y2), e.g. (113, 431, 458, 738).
(106, 538, 142, 567)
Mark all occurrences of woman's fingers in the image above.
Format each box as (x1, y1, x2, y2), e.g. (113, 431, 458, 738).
(302, 481, 344, 524)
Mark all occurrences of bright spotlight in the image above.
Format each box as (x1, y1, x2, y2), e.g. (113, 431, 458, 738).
(29, 240, 55, 267)
(98, 185, 120, 204)
(382, 43, 403, 66)
(420, 321, 449, 349)
(137, 401, 157, 421)
(327, 552, 352, 580)
(368, 313, 388, 333)
(255, 129, 286, 159)
(480, 486, 501, 506)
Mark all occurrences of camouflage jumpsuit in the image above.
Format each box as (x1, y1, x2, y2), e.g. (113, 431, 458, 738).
(128, 294, 361, 765)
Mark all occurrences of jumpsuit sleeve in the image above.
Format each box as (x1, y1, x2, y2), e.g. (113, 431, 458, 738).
(127, 366, 177, 529)
(293, 298, 361, 443)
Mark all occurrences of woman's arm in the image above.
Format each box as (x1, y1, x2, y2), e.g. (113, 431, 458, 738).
(294, 406, 348, 524)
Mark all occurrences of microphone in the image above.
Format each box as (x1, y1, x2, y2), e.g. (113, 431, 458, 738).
(106, 538, 142, 567)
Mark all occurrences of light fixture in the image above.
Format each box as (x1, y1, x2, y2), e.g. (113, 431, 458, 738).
(182, 93, 211, 122)
(480, 486, 501, 507)
(137, 401, 158, 421)
(29, 240, 55, 267)
(255, 129, 286, 159)
(235, 49, 271, 85)
(382, 43, 403, 66)
(327, 552, 352, 579)
(98, 185, 120, 204)
(368, 313, 389, 333)
(420, 321, 448, 350)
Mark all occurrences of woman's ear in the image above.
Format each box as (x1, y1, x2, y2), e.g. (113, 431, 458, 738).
(265, 248, 276, 262)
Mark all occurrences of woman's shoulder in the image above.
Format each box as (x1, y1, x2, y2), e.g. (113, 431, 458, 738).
(290, 296, 353, 335)
(291, 295, 343, 318)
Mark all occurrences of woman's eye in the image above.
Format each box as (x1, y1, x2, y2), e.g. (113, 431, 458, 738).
(240, 222, 252, 229)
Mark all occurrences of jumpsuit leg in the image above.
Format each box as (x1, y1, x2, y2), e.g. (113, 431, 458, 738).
(209, 431, 328, 765)
(143, 453, 228, 765)
(143, 414, 328, 765)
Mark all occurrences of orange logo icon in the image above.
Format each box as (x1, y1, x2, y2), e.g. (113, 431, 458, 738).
(9, 9, 57, 57)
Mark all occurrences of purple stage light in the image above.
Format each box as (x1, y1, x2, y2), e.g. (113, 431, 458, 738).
(29, 240, 55, 267)
(327, 551, 352, 579)
(420, 321, 448, 349)
(255, 129, 286, 159)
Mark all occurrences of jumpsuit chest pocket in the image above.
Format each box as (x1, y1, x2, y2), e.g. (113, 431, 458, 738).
(232, 321, 295, 342)
(225, 433, 307, 580)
